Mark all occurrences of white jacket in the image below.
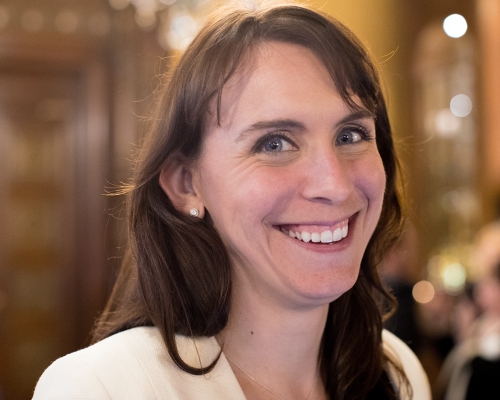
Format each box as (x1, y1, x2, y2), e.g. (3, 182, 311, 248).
(33, 327, 430, 399)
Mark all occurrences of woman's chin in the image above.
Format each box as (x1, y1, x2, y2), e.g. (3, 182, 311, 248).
(266, 269, 360, 311)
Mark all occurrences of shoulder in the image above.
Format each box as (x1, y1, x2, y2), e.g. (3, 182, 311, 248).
(33, 327, 164, 400)
(33, 327, 245, 400)
(382, 329, 431, 400)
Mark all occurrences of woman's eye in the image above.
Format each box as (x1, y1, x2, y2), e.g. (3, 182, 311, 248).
(336, 126, 371, 146)
(337, 131, 362, 145)
(256, 134, 296, 153)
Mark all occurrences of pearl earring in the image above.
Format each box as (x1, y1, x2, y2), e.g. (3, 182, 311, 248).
(189, 208, 200, 217)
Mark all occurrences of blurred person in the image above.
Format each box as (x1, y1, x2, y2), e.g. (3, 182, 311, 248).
(436, 222, 500, 400)
(416, 288, 456, 390)
(450, 284, 480, 345)
(379, 223, 422, 352)
(474, 221, 500, 276)
(32, 2, 430, 399)
(437, 261, 500, 399)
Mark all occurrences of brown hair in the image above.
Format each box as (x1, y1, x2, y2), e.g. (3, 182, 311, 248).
(94, 3, 408, 399)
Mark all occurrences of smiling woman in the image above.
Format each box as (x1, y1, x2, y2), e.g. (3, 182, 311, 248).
(33, 2, 430, 400)
(164, 42, 387, 308)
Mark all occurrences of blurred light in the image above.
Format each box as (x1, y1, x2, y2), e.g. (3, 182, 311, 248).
(89, 12, 111, 36)
(0, 5, 10, 29)
(21, 9, 44, 32)
(434, 108, 461, 137)
(413, 280, 435, 304)
(450, 94, 472, 117)
(55, 10, 79, 34)
(135, 8, 156, 29)
(160, 9, 198, 51)
(443, 14, 468, 38)
(442, 262, 467, 293)
(109, 0, 130, 10)
(479, 336, 500, 360)
(427, 255, 442, 279)
(440, 189, 477, 215)
(159, 0, 177, 4)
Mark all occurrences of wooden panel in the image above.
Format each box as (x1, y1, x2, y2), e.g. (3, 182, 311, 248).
(0, 36, 110, 400)
(477, 0, 500, 220)
(0, 72, 75, 399)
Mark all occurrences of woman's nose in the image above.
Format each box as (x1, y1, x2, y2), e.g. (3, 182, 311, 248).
(299, 148, 354, 204)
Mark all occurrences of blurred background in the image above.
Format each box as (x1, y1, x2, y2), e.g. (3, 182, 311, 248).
(0, 0, 499, 399)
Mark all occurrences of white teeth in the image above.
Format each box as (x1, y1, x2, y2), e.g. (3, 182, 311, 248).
(333, 228, 342, 241)
(280, 221, 349, 244)
(320, 230, 333, 243)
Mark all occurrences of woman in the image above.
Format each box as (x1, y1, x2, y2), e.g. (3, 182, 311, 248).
(33, 3, 430, 399)
(437, 222, 500, 400)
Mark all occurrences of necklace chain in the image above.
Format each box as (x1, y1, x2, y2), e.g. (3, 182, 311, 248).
(225, 354, 320, 400)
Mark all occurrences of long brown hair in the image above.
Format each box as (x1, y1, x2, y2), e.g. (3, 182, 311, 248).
(94, 3, 408, 399)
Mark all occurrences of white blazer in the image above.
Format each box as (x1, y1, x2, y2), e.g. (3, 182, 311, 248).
(32, 327, 430, 399)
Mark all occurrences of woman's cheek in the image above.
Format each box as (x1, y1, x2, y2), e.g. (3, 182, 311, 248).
(352, 153, 386, 201)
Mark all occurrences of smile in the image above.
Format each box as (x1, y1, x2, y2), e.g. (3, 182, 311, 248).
(278, 219, 349, 244)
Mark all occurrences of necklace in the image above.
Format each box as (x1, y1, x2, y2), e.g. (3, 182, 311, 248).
(225, 354, 321, 400)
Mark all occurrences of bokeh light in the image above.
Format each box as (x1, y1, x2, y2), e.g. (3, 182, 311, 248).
(109, 0, 130, 10)
(443, 14, 468, 38)
(413, 280, 435, 304)
(450, 94, 473, 117)
(159, 8, 198, 51)
(442, 262, 467, 293)
(135, 8, 156, 29)
(434, 108, 461, 137)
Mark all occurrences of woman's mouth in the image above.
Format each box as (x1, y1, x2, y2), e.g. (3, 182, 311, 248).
(278, 219, 349, 244)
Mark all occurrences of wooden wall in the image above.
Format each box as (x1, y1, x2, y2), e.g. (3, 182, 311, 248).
(0, 1, 163, 399)
(477, 0, 500, 221)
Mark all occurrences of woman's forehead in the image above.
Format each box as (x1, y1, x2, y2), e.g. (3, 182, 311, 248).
(202, 43, 373, 145)
(229, 42, 330, 86)
(205, 42, 369, 129)
(208, 43, 331, 123)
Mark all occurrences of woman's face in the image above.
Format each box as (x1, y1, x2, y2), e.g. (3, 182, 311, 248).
(192, 42, 386, 308)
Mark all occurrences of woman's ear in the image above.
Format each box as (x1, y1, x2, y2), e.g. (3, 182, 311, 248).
(159, 156, 204, 218)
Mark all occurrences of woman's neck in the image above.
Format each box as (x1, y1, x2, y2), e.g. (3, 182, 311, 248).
(217, 287, 329, 400)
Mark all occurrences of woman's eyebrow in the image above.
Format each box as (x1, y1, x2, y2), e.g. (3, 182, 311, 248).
(334, 109, 374, 127)
(236, 110, 374, 142)
(236, 119, 306, 142)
